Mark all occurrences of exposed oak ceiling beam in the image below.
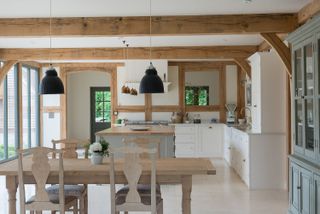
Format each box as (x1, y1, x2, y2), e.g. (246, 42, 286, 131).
(0, 46, 258, 61)
(0, 14, 297, 37)
(298, 0, 320, 24)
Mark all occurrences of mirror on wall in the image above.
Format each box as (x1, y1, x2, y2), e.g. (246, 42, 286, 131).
(184, 70, 220, 106)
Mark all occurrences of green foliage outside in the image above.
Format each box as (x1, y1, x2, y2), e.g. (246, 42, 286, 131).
(0, 144, 16, 160)
(185, 86, 209, 106)
(95, 91, 111, 122)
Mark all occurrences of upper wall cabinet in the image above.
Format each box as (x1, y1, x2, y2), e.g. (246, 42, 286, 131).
(287, 15, 320, 164)
(248, 51, 286, 134)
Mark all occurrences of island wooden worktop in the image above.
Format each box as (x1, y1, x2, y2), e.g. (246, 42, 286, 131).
(96, 125, 175, 136)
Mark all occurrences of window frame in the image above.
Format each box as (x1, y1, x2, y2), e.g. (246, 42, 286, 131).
(0, 63, 40, 163)
(185, 86, 210, 106)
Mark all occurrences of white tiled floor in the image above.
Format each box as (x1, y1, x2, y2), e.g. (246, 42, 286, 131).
(0, 159, 289, 214)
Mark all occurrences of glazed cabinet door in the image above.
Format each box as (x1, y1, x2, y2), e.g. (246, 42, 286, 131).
(290, 162, 300, 214)
(292, 39, 317, 161)
(303, 42, 316, 160)
(314, 174, 320, 214)
(317, 34, 320, 161)
(293, 46, 305, 155)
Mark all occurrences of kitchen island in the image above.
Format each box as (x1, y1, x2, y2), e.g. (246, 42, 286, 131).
(96, 125, 175, 158)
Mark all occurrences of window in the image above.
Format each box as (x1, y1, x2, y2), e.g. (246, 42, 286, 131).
(185, 86, 209, 106)
(0, 64, 19, 161)
(0, 63, 40, 162)
(22, 65, 40, 149)
(95, 90, 111, 123)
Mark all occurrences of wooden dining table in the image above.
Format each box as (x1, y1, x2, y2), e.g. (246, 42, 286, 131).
(0, 157, 215, 214)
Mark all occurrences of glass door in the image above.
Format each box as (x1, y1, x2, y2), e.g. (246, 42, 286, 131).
(90, 87, 111, 143)
(293, 47, 304, 154)
(317, 34, 320, 159)
(304, 42, 316, 159)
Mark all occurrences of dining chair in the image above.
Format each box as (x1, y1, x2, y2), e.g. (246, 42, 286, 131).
(18, 147, 78, 214)
(48, 138, 90, 214)
(109, 145, 163, 214)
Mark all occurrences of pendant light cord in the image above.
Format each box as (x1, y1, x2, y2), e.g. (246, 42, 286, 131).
(49, 0, 52, 68)
(149, 0, 152, 63)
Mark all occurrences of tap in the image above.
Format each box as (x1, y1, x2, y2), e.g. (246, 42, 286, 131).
(240, 107, 252, 126)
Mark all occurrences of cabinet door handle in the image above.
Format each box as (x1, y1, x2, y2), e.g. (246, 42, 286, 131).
(243, 159, 246, 162)
(209, 126, 212, 129)
(253, 105, 257, 107)
(297, 186, 301, 190)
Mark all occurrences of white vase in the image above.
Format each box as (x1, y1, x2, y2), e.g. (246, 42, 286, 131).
(91, 153, 103, 165)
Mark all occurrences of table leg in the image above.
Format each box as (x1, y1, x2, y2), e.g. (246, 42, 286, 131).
(6, 175, 18, 214)
(181, 175, 192, 214)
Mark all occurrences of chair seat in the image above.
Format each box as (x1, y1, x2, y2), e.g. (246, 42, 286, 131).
(46, 184, 85, 197)
(116, 184, 162, 206)
(26, 193, 76, 204)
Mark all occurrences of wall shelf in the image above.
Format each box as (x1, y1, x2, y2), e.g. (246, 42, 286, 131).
(125, 81, 172, 93)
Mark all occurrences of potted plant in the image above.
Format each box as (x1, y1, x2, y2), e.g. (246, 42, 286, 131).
(88, 138, 109, 165)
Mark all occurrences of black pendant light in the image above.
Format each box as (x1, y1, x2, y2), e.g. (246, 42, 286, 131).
(140, 62, 164, 93)
(40, 0, 64, 94)
(139, 0, 164, 94)
(40, 67, 64, 94)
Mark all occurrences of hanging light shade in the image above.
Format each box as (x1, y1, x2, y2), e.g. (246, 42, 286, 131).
(139, 62, 164, 93)
(40, 68, 64, 94)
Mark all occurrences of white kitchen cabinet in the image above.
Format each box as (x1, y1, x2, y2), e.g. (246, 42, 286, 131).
(225, 126, 286, 189)
(198, 124, 223, 158)
(230, 128, 250, 186)
(248, 51, 286, 134)
(224, 126, 232, 165)
(174, 124, 223, 158)
(174, 124, 196, 157)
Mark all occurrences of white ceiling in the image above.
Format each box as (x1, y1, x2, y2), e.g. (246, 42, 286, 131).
(0, 35, 263, 48)
(0, 0, 311, 18)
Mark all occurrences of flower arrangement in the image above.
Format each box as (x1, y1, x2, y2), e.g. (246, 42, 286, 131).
(88, 138, 109, 157)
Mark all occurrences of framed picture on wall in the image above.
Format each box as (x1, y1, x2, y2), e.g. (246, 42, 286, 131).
(246, 83, 252, 106)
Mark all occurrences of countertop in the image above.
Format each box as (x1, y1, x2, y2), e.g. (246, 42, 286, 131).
(96, 125, 175, 136)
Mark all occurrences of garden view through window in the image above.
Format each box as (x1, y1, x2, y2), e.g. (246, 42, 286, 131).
(185, 86, 209, 106)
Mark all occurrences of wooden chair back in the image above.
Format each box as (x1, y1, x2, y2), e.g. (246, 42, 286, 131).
(109, 145, 158, 214)
(52, 138, 90, 159)
(122, 137, 161, 158)
(18, 147, 65, 213)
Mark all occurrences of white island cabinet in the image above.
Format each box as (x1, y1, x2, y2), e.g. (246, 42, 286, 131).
(173, 123, 224, 158)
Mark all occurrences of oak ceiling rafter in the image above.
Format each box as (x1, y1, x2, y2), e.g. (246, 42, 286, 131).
(258, 34, 287, 52)
(0, 46, 258, 61)
(298, 0, 320, 24)
(0, 14, 297, 37)
(0, 60, 18, 84)
(233, 58, 251, 79)
(260, 33, 292, 77)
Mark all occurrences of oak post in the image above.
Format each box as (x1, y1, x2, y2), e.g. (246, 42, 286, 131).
(6, 175, 18, 214)
(181, 175, 192, 214)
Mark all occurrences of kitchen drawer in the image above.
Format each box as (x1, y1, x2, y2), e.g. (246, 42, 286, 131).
(175, 134, 195, 144)
(175, 125, 196, 134)
(175, 143, 195, 157)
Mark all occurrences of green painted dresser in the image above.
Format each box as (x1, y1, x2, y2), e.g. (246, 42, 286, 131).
(287, 14, 320, 214)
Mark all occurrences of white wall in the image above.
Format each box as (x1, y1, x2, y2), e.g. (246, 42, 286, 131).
(152, 66, 179, 105)
(117, 63, 238, 121)
(226, 65, 238, 104)
(67, 71, 110, 139)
